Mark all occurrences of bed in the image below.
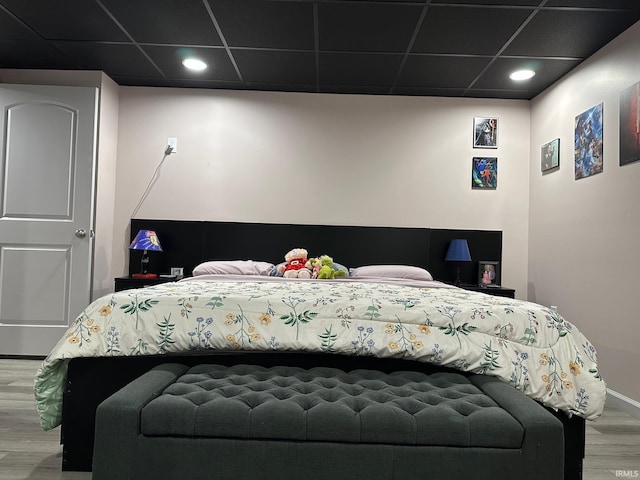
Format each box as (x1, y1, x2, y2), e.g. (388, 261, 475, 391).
(33, 221, 605, 477)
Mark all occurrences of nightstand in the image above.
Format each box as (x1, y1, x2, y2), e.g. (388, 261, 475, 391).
(114, 276, 177, 292)
(459, 284, 516, 298)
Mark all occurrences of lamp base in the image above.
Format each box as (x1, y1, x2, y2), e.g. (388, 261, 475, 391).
(132, 273, 158, 279)
(453, 265, 463, 286)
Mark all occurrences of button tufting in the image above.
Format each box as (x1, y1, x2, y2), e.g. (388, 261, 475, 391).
(142, 364, 524, 448)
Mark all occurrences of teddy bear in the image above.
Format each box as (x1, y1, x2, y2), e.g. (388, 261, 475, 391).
(277, 248, 312, 279)
(316, 255, 346, 280)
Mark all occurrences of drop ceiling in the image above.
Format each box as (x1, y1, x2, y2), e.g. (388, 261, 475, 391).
(1, 0, 639, 100)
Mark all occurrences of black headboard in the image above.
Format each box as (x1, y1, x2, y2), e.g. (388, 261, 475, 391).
(129, 219, 502, 284)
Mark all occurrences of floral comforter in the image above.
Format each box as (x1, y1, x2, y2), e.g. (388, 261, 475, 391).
(35, 276, 606, 430)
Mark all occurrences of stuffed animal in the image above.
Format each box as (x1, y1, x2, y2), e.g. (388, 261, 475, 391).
(277, 248, 312, 279)
(316, 255, 346, 280)
(305, 257, 321, 279)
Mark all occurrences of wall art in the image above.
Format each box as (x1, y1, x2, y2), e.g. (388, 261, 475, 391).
(472, 157, 497, 189)
(473, 117, 498, 148)
(620, 80, 640, 166)
(541, 138, 560, 172)
(574, 103, 603, 180)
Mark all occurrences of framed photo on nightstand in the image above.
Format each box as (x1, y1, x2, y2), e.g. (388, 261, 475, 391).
(477, 261, 500, 286)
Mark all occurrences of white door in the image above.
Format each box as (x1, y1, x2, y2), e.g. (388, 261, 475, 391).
(0, 84, 97, 355)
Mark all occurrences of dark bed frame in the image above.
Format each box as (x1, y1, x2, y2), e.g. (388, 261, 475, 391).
(59, 221, 584, 478)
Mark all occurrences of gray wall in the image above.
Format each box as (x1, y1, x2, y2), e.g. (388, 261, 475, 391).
(530, 21, 640, 407)
(112, 89, 531, 297)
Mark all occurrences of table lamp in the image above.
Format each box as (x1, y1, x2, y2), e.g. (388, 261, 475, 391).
(129, 229, 163, 278)
(445, 239, 471, 286)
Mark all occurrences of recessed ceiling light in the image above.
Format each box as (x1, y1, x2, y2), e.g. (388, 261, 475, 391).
(182, 58, 207, 71)
(510, 69, 535, 81)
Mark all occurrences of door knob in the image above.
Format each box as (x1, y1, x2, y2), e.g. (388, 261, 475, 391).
(75, 229, 87, 238)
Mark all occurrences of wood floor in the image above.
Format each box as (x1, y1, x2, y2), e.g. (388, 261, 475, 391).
(1, 358, 639, 480)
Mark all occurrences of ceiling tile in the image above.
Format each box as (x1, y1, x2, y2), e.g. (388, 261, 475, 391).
(210, 0, 315, 50)
(433, 0, 539, 4)
(544, 0, 640, 8)
(100, 0, 222, 46)
(392, 86, 468, 97)
(245, 82, 316, 94)
(0, 7, 39, 40)
(0, 0, 127, 41)
(232, 49, 316, 85)
(319, 52, 403, 87)
(318, 2, 423, 52)
(504, 9, 638, 57)
(398, 55, 491, 89)
(319, 85, 392, 95)
(464, 88, 533, 99)
(0, 39, 78, 68)
(414, 6, 532, 55)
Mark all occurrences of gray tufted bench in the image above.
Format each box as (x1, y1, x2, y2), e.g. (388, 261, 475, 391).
(92, 363, 564, 480)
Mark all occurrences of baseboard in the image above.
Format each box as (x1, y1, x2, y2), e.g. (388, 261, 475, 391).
(0, 354, 46, 360)
(607, 388, 640, 419)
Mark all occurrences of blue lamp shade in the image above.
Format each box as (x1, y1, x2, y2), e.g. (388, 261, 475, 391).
(129, 230, 162, 252)
(445, 239, 471, 262)
(129, 230, 162, 277)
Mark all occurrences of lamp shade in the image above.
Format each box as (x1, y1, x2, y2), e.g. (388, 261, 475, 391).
(445, 239, 471, 262)
(129, 230, 162, 252)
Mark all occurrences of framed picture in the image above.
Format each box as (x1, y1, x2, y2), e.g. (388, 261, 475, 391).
(541, 138, 560, 172)
(472, 157, 497, 189)
(620, 80, 640, 166)
(574, 103, 603, 180)
(473, 117, 498, 148)
(478, 261, 500, 286)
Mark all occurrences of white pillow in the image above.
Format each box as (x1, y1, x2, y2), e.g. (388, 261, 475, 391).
(192, 260, 275, 276)
(349, 265, 433, 281)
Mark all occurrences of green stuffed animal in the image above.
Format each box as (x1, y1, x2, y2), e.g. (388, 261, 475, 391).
(316, 255, 346, 280)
